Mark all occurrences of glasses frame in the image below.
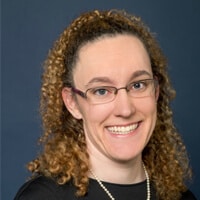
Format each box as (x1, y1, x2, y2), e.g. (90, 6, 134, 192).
(71, 78, 158, 104)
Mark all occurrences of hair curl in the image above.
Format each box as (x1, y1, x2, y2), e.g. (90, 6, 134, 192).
(27, 10, 192, 199)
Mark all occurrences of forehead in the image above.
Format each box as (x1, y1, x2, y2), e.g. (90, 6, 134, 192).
(73, 34, 152, 86)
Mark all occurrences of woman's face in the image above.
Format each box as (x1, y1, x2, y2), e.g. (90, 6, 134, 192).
(63, 35, 158, 164)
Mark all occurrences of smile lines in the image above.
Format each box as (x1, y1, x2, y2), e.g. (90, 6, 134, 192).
(107, 123, 139, 134)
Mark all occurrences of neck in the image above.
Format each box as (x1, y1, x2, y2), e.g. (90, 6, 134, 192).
(88, 151, 145, 184)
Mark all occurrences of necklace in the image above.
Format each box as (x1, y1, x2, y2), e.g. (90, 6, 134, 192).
(89, 162, 150, 200)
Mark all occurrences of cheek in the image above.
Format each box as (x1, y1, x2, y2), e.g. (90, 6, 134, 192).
(79, 103, 112, 125)
(137, 97, 157, 117)
(80, 104, 112, 145)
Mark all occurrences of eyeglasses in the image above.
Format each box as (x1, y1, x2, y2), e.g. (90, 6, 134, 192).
(71, 78, 158, 105)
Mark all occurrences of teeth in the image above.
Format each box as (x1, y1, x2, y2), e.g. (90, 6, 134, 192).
(107, 124, 138, 135)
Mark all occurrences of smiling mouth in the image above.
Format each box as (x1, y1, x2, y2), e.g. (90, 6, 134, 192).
(107, 123, 139, 135)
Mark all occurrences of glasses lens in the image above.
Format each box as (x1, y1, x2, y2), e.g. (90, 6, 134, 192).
(128, 79, 155, 98)
(87, 86, 115, 104)
(86, 79, 157, 104)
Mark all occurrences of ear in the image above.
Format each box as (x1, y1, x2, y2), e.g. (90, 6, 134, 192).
(155, 84, 159, 101)
(62, 87, 82, 119)
(153, 76, 159, 101)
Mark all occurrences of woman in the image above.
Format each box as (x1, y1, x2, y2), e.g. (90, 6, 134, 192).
(14, 9, 196, 200)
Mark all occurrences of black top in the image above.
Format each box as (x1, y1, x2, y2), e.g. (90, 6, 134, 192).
(14, 176, 197, 200)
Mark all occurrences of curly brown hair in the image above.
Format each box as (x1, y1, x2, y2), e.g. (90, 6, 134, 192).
(27, 10, 192, 199)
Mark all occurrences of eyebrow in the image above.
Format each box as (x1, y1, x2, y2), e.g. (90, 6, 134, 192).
(85, 70, 152, 87)
(130, 70, 152, 79)
(85, 77, 112, 87)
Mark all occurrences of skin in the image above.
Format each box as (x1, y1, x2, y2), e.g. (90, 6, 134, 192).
(62, 35, 159, 184)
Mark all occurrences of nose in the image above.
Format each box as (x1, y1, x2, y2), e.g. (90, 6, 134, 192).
(113, 89, 136, 118)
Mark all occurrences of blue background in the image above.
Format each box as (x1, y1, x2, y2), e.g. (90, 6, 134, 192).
(2, 0, 200, 199)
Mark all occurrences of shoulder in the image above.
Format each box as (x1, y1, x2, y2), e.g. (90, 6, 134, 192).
(181, 190, 197, 200)
(14, 176, 59, 200)
(14, 176, 76, 200)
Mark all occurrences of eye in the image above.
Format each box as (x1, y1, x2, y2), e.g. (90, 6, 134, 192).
(95, 88, 108, 96)
(131, 80, 147, 91)
(90, 87, 112, 96)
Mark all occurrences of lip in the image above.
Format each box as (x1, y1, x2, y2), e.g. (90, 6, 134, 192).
(106, 122, 141, 135)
